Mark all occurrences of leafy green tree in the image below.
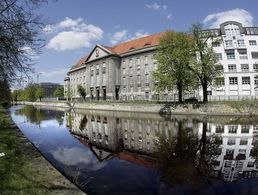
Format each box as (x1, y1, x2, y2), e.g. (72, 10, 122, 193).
(35, 87, 45, 101)
(153, 31, 197, 103)
(189, 23, 223, 103)
(54, 87, 64, 98)
(24, 84, 37, 101)
(77, 85, 86, 100)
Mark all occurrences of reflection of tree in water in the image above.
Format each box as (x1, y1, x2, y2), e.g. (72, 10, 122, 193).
(155, 120, 221, 192)
(79, 115, 88, 131)
(15, 106, 64, 127)
(55, 113, 64, 127)
(15, 106, 46, 126)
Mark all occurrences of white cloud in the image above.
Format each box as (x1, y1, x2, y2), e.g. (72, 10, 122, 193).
(51, 147, 107, 171)
(21, 46, 40, 59)
(145, 3, 160, 10)
(110, 30, 149, 45)
(110, 29, 128, 44)
(43, 24, 56, 34)
(145, 3, 171, 20)
(46, 17, 103, 51)
(40, 68, 67, 78)
(203, 8, 253, 28)
(59, 17, 83, 28)
(131, 31, 149, 40)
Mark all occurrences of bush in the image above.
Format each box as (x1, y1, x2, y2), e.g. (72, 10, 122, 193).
(0, 101, 9, 108)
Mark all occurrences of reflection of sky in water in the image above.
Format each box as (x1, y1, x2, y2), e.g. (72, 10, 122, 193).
(9, 105, 258, 195)
(51, 147, 107, 170)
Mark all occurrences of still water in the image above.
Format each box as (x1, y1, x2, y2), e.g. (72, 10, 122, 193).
(9, 105, 258, 195)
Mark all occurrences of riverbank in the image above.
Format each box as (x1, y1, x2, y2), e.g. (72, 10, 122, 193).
(19, 100, 258, 116)
(0, 106, 85, 195)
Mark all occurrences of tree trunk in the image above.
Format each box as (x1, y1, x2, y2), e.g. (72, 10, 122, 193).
(202, 80, 208, 103)
(177, 83, 183, 103)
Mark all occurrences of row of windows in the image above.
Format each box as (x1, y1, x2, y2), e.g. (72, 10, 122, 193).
(229, 77, 251, 85)
(227, 64, 258, 72)
(222, 51, 258, 60)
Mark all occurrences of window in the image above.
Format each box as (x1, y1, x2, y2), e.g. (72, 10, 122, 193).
(216, 125, 224, 133)
(96, 65, 99, 75)
(240, 139, 248, 145)
(228, 125, 238, 133)
(249, 40, 257, 46)
(102, 63, 106, 73)
(216, 53, 222, 60)
(241, 125, 250, 133)
(241, 64, 249, 72)
(212, 42, 220, 47)
(137, 58, 140, 65)
(227, 138, 236, 145)
(90, 66, 94, 76)
(228, 64, 237, 72)
(225, 40, 233, 48)
(255, 78, 258, 85)
(229, 77, 238, 85)
(239, 50, 248, 59)
(252, 52, 258, 59)
(237, 39, 245, 47)
(247, 162, 255, 167)
(227, 52, 235, 60)
(226, 149, 234, 156)
(242, 77, 250, 85)
(144, 56, 148, 65)
(129, 59, 133, 67)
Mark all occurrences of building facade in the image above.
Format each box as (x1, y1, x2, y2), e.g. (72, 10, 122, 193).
(65, 21, 258, 101)
(203, 21, 258, 100)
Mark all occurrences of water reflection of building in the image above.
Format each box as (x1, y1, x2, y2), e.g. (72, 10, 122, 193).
(67, 112, 194, 155)
(67, 111, 258, 182)
(205, 123, 258, 181)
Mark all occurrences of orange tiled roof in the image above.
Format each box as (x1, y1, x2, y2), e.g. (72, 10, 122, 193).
(69, 56, 88, 71)
(70, 32, 166, 71)
(110, 31, 166, 55)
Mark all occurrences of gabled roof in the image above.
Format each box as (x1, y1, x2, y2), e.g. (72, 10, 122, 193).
(69, 56, 88, 72)
(69, 31, 166, 72)
(109, 31, 166, 55)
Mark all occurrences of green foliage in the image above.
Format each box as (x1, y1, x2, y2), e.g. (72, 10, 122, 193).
(189, 23, 223, 103)
(35, 87, 45, 101)
(0, 106, 49, 194)
(24, 84, 37, 101)
(153, 31, 197, 102)
(54, 87, 64, 98)
(77, 85, 86, 99)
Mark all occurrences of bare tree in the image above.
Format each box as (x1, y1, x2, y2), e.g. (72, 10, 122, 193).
(0, 0, 47, 82)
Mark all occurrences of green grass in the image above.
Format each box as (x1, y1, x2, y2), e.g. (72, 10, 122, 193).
(0, 106, 49, 195)
(208, 100, 258, 112)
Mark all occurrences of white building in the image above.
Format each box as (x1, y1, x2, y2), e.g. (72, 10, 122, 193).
(65, 21, 258, 101)
(203, 21, 258, 100)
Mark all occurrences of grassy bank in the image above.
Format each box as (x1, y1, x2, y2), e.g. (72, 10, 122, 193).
(0, 106, 84, 195)
(0, 106, 51, 194)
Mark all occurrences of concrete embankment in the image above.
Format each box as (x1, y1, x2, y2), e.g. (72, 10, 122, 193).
(19, 101, 258, 116)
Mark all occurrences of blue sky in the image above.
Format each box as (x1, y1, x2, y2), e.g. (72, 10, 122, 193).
(28, 0, 258, 85)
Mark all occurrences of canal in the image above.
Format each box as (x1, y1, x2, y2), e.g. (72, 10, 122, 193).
(9, 105, 258, 195)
